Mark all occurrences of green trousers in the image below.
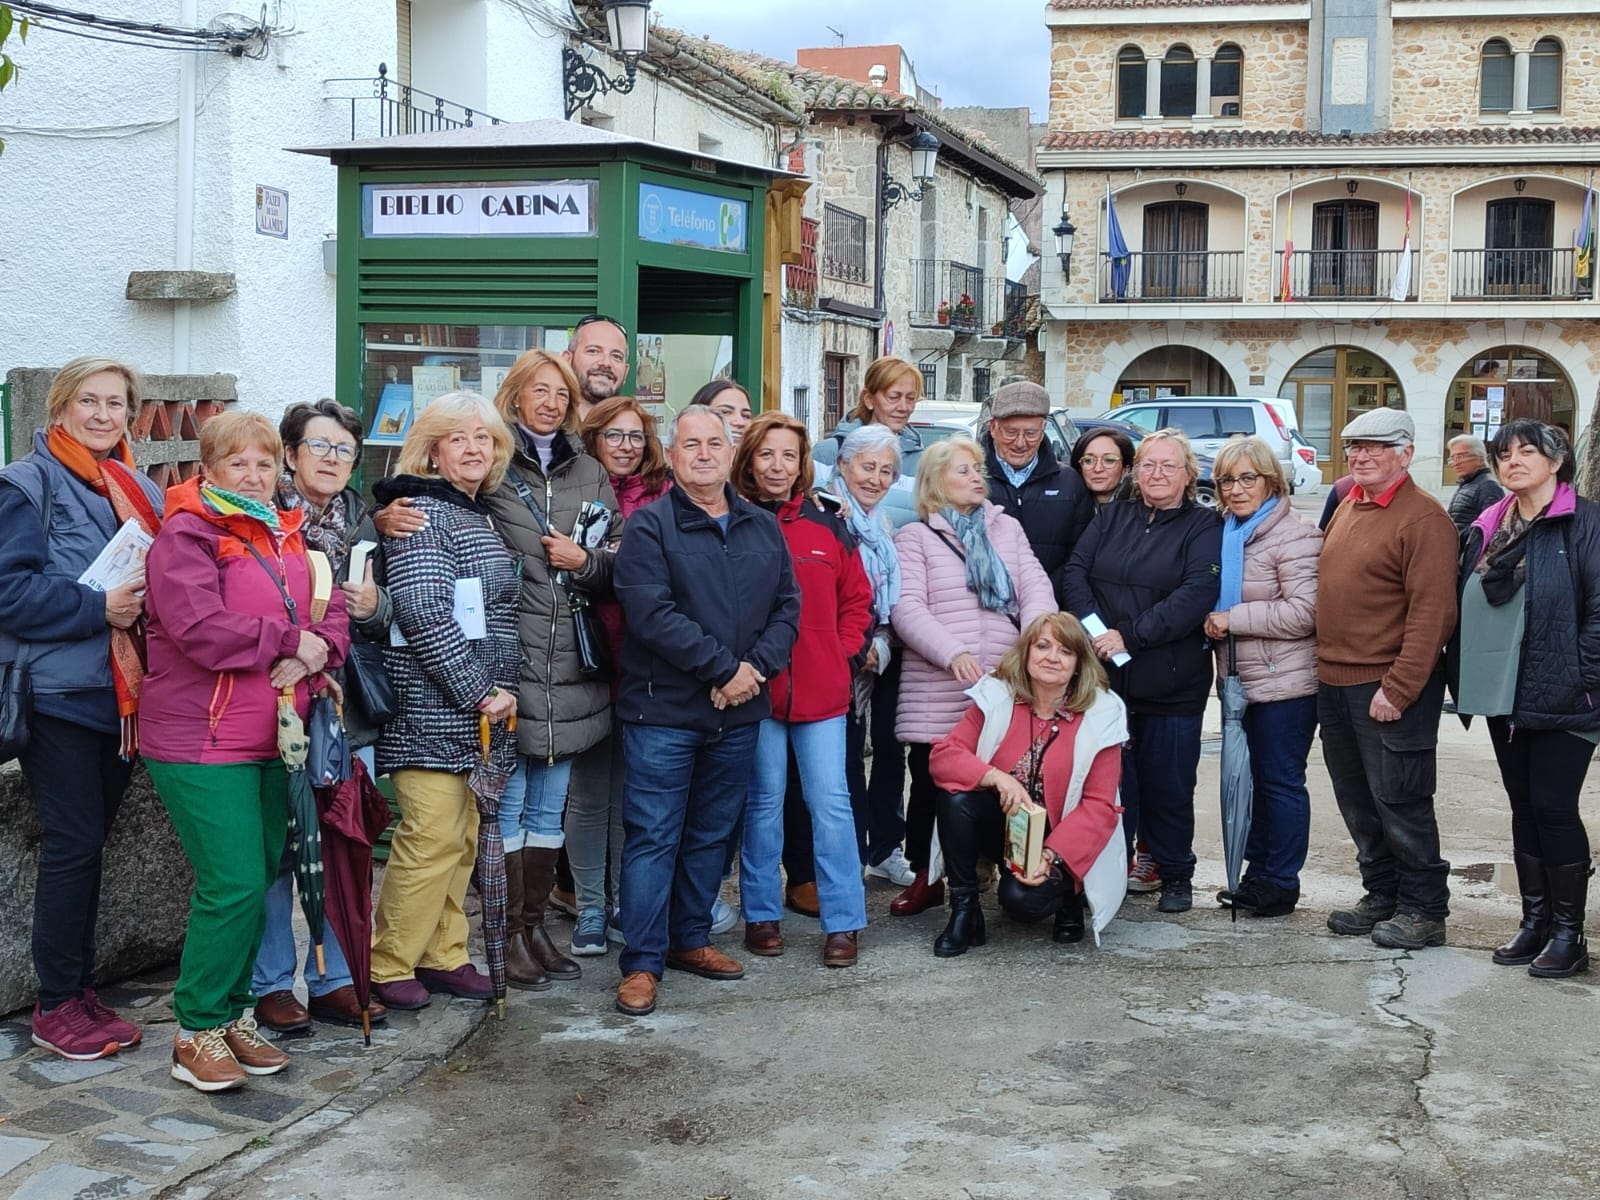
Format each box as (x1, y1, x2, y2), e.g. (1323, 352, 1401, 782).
(146, 758, 288, 1032)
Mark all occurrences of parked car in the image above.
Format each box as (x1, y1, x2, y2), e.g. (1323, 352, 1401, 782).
(1097, 396, 1299, 487)
(1289, 430, 1321, 495)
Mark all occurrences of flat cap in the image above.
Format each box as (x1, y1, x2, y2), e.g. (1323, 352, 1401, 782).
(1340, 407, 1414, 445)
(990, 381, 1050, 421)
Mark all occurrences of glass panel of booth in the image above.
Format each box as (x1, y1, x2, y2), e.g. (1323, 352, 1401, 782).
(632, 332, 734, 424)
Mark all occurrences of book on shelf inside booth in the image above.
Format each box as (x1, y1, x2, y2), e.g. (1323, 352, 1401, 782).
(1006, 802, 1046, 878)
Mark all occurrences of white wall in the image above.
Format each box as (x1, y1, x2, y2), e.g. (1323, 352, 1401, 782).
(580, 56, 780, 169)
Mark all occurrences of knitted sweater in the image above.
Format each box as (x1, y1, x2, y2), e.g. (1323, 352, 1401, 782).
(1316, 474, 1459, 710)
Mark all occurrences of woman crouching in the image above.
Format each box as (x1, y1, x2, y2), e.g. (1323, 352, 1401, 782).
(928, 613, 1128, 956)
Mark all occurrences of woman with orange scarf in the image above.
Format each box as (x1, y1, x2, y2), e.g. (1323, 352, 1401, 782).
(0, 356, 164, 1062)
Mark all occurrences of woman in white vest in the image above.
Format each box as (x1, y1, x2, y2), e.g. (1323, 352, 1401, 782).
(928, 613, 1128, 956)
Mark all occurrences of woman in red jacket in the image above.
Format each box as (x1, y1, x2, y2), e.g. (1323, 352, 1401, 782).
(730, 412, 875, 966)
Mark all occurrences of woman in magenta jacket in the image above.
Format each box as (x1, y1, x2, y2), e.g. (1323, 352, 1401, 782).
(889, 436, 1056, 917)
(731, 411, 875, 966)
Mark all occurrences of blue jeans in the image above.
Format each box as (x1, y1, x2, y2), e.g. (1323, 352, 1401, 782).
(1240, 694, 1318, 890)
(253, 848, 353, 998)
(1121, 712, 1203, 883)
(846, 654, 907, 867)
(498, 755, 573, 852)
(618, 722, 758, 977)
(742, 717, 868, 933)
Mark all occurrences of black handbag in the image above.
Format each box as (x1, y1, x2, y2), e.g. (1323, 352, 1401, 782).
(506, 473, 608, 676)
(307, 693, 352, 787)
(343, 639, 397, 726)
(0, 465, 53, 763)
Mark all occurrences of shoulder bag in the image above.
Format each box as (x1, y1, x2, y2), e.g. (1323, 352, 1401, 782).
(0, 464, 54, 761)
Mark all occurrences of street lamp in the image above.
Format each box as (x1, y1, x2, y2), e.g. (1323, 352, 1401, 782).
(1053, 212, 1077, 277)
(564, 0, 652, 119)
(881, 129, 941, 211)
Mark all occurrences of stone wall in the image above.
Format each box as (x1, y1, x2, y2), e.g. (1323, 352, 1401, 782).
(0, 763, 193, 1017)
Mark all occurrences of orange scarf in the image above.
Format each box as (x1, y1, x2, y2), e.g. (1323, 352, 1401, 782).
(46, 426, 163, 756)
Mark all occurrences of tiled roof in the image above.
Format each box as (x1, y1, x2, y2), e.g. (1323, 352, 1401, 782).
(1049, 0, 1294, 9)
(1040, 126, 1600, 150)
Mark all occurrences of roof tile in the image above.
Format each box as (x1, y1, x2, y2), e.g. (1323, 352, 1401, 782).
(1039, 126, 1600, 150)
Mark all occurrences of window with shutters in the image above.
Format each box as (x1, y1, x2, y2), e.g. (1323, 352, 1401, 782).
(1479, 39, 1513, 113)
(1529, 37, 1562, 113)
(1117, 46, 1146, 120)
(1160, 46, 1196, 118)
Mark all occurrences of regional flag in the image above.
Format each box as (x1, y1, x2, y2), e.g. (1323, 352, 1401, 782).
(1577, 179, 1594, 284)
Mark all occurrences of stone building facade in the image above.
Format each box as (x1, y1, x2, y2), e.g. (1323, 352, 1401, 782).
(1038, 0, 1600, 486)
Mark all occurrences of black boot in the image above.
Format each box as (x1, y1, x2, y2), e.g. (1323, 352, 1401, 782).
(505, 850, 551, 992)
(1492, 851, 1549, 966)
(934, 887, 986, 958)
(1529, 861, 1591, 979)
(1052, 885, 1085, 945)
(524, 846, 583, 981)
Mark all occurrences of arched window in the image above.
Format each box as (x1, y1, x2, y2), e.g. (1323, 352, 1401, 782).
(1480, 38, 1513, 113)
(1117, 45, 1146, 119)
(1212, 44, 1243, 118)
(1161, 45, 1196, 118)
(1530, 37, 1563, 113)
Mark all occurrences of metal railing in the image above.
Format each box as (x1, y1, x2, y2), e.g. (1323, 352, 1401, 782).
(326, 63, 502, 140)
(784, 217, 819, 305)
(1452, 247, 1590, 300)
(910, 259, 988, 330)
(822, 205, 869, 284)
(1276, 248, 1418, 300)
(1099, 250, 1244, 302)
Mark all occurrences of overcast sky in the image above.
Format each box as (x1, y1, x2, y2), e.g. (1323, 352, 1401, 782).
(651, 0, 1050, 119)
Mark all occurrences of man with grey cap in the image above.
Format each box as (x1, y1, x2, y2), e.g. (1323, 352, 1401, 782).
(982, 380, 1093, 607)
(1316, 407, 1459, 950)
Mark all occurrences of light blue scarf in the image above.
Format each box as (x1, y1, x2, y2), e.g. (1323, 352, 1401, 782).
(846, 499, 901, 619)
(942, 506, 1016, 616)
(1220, 497, 1278, 610)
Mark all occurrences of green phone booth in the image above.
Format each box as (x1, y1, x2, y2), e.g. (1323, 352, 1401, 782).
(297, 119, 785, 466)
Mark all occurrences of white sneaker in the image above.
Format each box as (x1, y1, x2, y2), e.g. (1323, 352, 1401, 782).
(864, 846, 918, 887)
(710, 898, 738, 935)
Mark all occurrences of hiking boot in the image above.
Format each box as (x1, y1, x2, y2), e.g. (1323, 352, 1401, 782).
(81, 989, 142, 1049)
(1327, 893, 1398, 936)
(32, 997, 119, 1062)
(170, 1029, 245, 1093)
(1371, 911, 1447, 950)
(1127, 845, 1161, 893)
(224, 1015, 289, 1075)
(1157, 879, 1193, 914)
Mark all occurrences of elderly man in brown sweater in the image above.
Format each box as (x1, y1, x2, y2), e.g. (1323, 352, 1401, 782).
(1317, 408, 1460, 950)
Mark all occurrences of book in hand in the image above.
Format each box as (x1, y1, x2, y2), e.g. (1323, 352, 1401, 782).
(1006, 801, 1046, 878)
(77, 520, 154, 592)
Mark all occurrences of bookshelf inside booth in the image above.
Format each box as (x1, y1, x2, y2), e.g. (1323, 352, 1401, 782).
(360, 323, 570, 479)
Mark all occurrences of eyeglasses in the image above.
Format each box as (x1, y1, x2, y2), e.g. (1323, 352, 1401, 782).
(1343, 440, 1401, 458)
(1136, 461, 1183, 476)
(1216, 472, 1263, 490)
(1079, 454, 1125, 469)
(298, 438, 358, 463)
(601, 428, 648, 448)
(995, 426, 1044, 444)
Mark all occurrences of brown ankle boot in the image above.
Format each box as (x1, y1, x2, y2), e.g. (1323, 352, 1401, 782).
(505, 849, 551, 992)
(524, 846, 583, 981)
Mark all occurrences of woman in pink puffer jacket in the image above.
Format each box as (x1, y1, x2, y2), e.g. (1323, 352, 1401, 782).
(888, 437, 1056, 915)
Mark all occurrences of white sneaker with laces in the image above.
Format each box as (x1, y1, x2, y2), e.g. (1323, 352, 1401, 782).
(710, 898, 738, 935)
(864, 846, 917, 887)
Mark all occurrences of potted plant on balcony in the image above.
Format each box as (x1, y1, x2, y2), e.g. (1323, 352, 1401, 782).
(990, 321, 1004, 335)
(953, 293, 977, 326)
(937, 299, 951, 325)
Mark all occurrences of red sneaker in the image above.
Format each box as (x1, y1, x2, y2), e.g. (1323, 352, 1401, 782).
(32, 997, 119, 1062)
(81, 989, 143, 1049)
(1128, 847, 1162, 894)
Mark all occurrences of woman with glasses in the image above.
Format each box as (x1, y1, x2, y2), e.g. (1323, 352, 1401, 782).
(1201, 436, 1320, 918)
(1061, 428, 1222, 917)
(567, 396, 673, 954)
(251, 399, 394, 1035)
(1070, 428, 1136, 506)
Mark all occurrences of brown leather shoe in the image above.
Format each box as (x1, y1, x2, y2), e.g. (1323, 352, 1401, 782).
(890, 871, 945, 916)
(616, 971, 658, 1016)
(254, 989, 312, 1034)
(665, 944, 745, 980)
(785, 882, 821, 917)
(823, 930, 859, 968)
(307, 986, 388, 1029)
(223, 1015, 289, 1075)
(744, 920, 785, 956)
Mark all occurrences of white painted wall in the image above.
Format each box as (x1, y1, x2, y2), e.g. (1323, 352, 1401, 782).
(579, 55, 781, 170)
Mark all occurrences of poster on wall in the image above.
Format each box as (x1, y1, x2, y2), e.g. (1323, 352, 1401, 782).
(1469, 394, 1488, 423)
(635, 336, 667, 404)
(412, 365, 460, 417)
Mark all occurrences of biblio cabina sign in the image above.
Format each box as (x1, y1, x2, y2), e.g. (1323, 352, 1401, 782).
(363, 180, 597, 237)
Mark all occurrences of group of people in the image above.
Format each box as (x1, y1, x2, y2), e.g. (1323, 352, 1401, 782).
(3, 329, 1593, 1089)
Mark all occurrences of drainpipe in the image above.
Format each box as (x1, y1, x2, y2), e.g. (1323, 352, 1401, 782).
(872, 135, 890, 349)
(172, 0, 198, 371)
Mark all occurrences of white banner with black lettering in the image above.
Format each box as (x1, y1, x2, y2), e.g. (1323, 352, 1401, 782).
(364, 181, 596, 237)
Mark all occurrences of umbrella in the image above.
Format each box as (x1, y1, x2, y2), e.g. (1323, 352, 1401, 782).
(467, 712, 517, 1020)
(316, 756, 394, 1045)
(1218, 637, 1254, 924)
(277, 688, 327, 975)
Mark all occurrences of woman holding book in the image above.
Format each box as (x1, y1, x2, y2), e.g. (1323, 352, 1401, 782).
(928, 613, 1127, 956)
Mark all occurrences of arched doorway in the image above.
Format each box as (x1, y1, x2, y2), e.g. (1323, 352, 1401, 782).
(1113, 346, 1235, 406)
(1443, 345, 1577, 480)
(1277, 346, 1405, 481)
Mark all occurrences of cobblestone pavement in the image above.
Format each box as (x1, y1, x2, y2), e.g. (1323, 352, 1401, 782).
(0, 948, 488, 1199)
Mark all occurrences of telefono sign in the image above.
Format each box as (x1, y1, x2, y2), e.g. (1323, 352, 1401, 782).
(638, 182, 747, 254)
(363, 181, 597, 237)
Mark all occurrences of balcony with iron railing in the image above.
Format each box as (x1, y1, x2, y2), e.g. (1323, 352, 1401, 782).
(910, 259, 989, 331)
(326, 63, 503, 140)
(1452, 248, 1592, 300)
(1275, 249, 1418, 301)
(784, 217, 819, 307)
(986, 278, 1034, 341)
(1099, 250, 1244, 303)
